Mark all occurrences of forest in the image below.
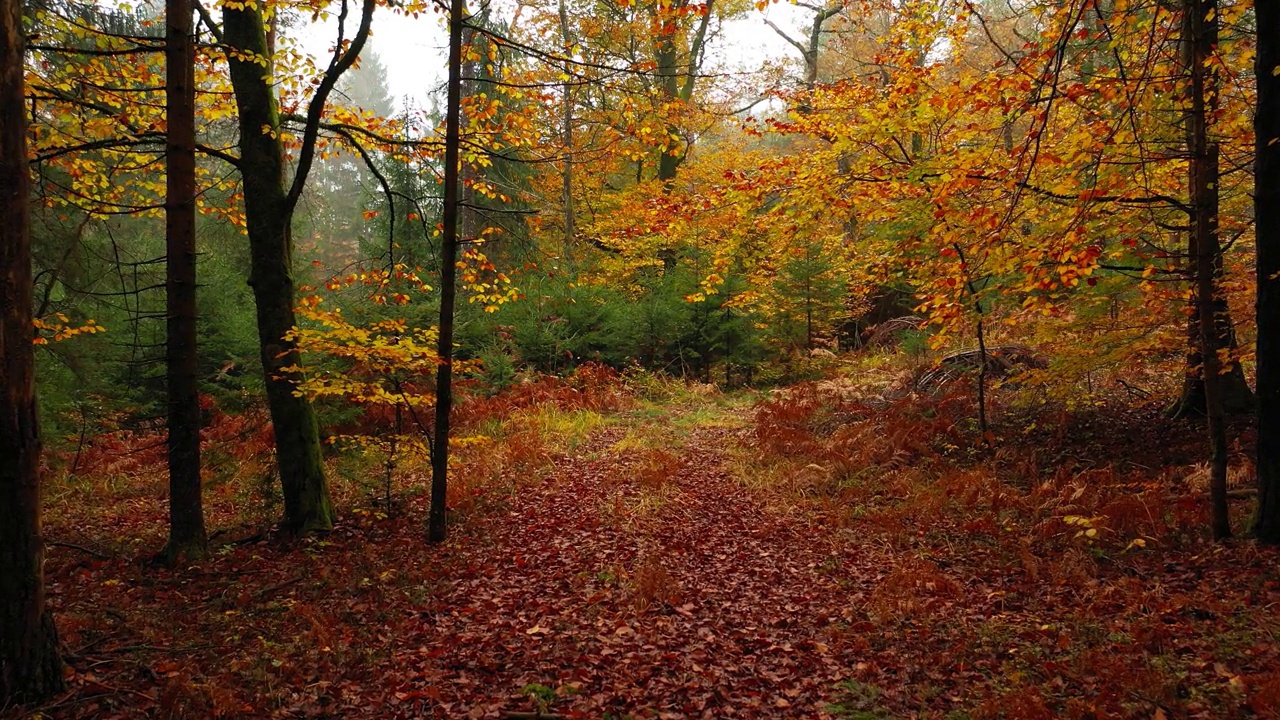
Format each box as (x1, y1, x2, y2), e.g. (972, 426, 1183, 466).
(2, 0, 1280, 716)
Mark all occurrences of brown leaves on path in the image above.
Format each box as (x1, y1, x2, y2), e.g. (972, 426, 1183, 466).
(385, 425, 870, 719)
(29, 398, 1280, 719)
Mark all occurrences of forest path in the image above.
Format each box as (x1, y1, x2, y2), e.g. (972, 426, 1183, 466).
(38, 393, 1280, 720)
(396, 411, 874, 719)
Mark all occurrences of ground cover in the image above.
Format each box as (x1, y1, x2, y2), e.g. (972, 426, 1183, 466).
(13, 369, 1280, 719)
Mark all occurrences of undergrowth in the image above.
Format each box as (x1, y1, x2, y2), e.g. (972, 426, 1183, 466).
(733, 370, 1279, 719)
(31, 356, 1280, 720)
(42, 363, 636, 551)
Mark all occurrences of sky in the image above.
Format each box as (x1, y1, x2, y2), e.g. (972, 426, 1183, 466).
(301, 1, 813, 114)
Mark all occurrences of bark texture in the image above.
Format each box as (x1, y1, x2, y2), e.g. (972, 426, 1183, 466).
(1253, 0, 1280, 543)
(1, 0, 64, 700)
(164, 0, 207, 563)
(224, 6, 333, 533)
(430, 0, 466, 543)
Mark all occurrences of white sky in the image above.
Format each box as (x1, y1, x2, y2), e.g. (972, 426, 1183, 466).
(302, 1, 813, 114)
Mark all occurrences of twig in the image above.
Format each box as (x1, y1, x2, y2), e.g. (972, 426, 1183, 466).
(79, 679, 158, 703)
(254, 578, 302, 601)
(1116, 379, 1152, 399)
(47, 540, 111, 559)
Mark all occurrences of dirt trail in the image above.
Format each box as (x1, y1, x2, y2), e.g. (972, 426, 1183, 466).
(392, 424, 872, 719)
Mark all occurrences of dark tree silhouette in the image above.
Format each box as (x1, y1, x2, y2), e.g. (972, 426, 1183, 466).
(1, 0, 64, 700)
(1253, 0, 1280, 543)
(163, 0, 207, 563)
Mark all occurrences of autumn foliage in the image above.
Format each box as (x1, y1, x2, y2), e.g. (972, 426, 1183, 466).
(8, 0, 1280, 714)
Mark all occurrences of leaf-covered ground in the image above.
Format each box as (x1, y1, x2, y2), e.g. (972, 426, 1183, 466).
(16, 383, 1280, 719)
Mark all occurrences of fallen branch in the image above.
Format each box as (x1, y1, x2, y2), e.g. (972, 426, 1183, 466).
(48, 540, 112, 559)
(254, 577, 302, 601)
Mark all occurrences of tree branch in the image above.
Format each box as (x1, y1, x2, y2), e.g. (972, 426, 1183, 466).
(284, 0, 376, 212)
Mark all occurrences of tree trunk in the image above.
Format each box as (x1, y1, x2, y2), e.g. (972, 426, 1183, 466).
(163, 0, 207, 564)
(654, 31, 681, 193)
(1171, 0, 1254, 420)
(653, 8, 680, 188)
(652, 0, 712, 272)
(558, 0, 575, 273)
(1170, 303, 1255, 418)
(1184, 0, 1229, 539)
(1253, 0, 1280, 543)
(224, 5, 333, 534)
(1, 0, 64, 700)
(429, 0, 465, 544)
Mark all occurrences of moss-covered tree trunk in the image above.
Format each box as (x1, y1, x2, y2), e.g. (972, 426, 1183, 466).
(1253, 0, 1280, 543)
(224, 5, 333, 533)
(1, 0, 64, 700)
(652, 0, 711, 189)
(163, 0, 207, 562)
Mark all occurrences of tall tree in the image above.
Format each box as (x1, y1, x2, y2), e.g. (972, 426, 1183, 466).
(218, 0, 374, 533)
(1183, 0, 1229, 538)
(1170, 1, 1254, 422)
(764, 0, 844, 93)
(1253, 0, 1280, 543)
(1, 0, 64, 700)
(652, 0, 714, 189)
(430, 0, 466, 544)
(558, 0, 576, 268)
(163, 0, 207, 563)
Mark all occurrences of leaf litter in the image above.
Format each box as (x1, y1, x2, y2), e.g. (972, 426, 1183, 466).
(22, 396, 1280, 719)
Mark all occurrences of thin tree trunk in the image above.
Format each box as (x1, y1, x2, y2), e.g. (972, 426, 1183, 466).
(1184, 0, 1229, 539)
(1, 0, 64, 699)
(1253, 0, 1280, 543)
(429, 0, 465, 543)
(654, 21, 681, 274)
(163, 0, 207, 564)
(224, 5, 333, 534)
(558, 0, 574, 273)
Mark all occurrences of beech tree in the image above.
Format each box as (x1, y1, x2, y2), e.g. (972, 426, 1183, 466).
(764, 0, 844, 93)
(1168, 0, 1254, 421)
(1, 0, 64, 700)
(652, 0, 714, 190)
(215, 0, 375, 533)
